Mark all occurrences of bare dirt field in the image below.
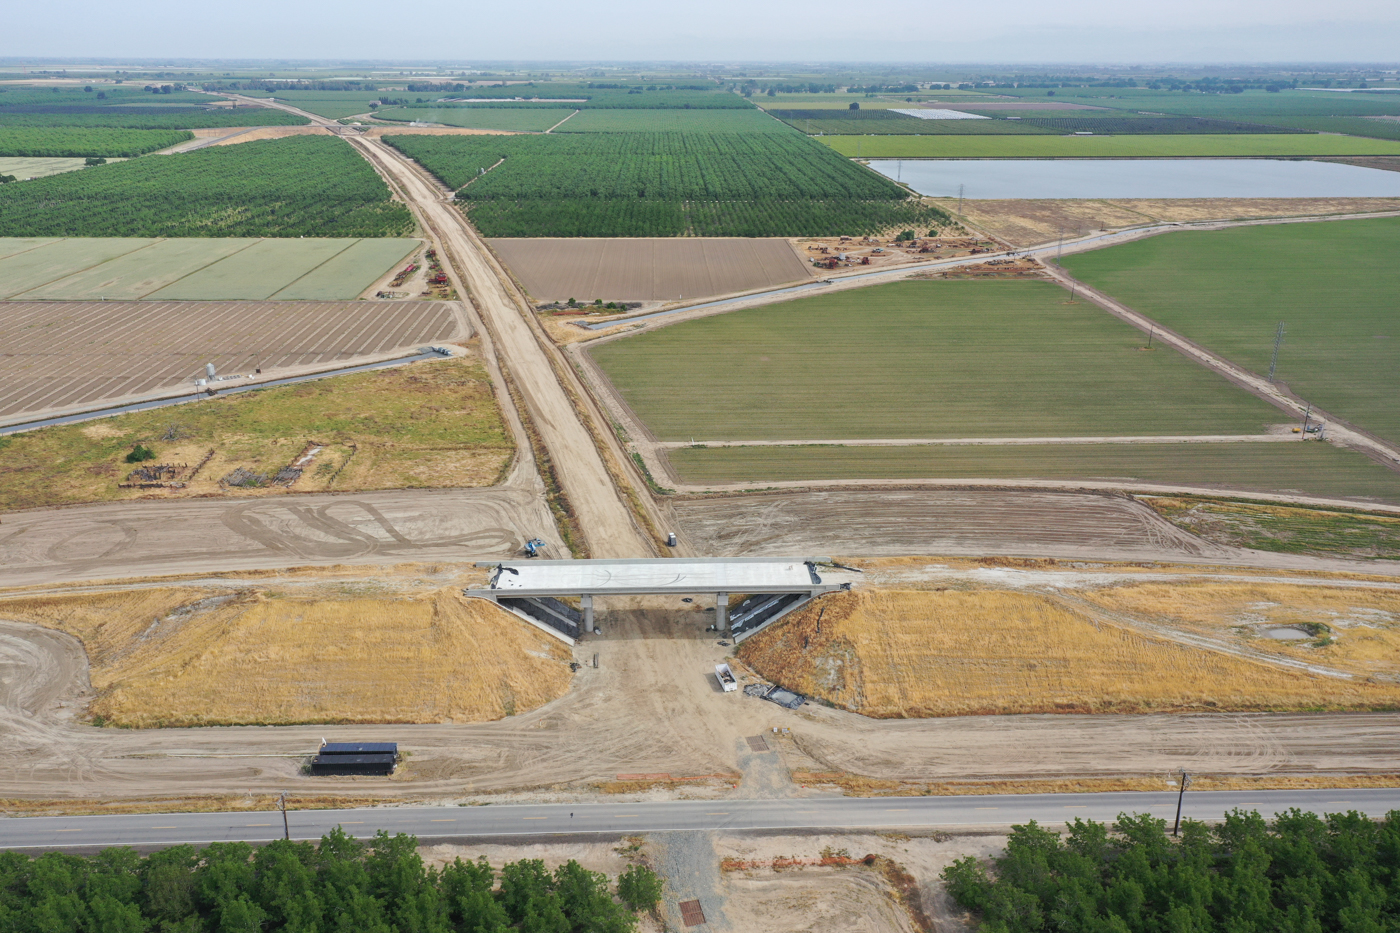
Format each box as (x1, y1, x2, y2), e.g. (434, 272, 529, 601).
(0, 587, 570, 727)
(0, 300, 463, 424)
(488, 238, 814, 303)
(668, 489, 1230, 563)
(945, 197, 1400, 247)
(0, 482, 560, 588)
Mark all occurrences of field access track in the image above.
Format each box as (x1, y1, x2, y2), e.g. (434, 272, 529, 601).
(488, 237, 814, 301)
(0, 300, 462, 424)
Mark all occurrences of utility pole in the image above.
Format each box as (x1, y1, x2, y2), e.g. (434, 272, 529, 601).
(279, 792, 290, 840)
(1173, 771, 1192, 836)
(1146, 324, 1155, 349)
(1302, 403, 1312, 435)
(1056, 227, 1063, 264)
(1268, 321, 1286, 382)
(957, 183, 964, 218)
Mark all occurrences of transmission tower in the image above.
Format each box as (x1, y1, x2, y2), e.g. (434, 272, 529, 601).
(1268, 321, 1286, 382)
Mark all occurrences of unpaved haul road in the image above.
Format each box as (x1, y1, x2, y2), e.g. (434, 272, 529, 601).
(227, 94, 650, 558)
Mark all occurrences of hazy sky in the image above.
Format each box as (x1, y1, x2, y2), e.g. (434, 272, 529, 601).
(7, 0, 1400, 64)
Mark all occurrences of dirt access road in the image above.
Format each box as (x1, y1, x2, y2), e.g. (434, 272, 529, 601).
(230, 95, 652, 559)
(4, 594, 1400, 804)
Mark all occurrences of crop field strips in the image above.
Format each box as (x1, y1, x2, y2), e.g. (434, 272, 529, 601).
(1062, 216, 1400, 447)
(261, 91, 386, 119)
(820, 135, 1400, 158)
(148, 239, 361, 300)
(0, 109, 307, 130)
(769, 109, 1056, 135)
(388, 132, 944, 237)
(989, 88, 1400, 119)
(397, 85, 752, 109)
(665, 442, 1400, 504)
(0, 127, 192, 157)
(270, 239, 419, 300)
(0, 301, 461, 421)
(0, 136, 412, 238)
(373, 107, 572, 132)
(555, 109, 791, 133)
(1242, 115, 1400, 141)
(489, 238, 812, 300)
(588, 280, 1281, 442)
(0, 237, 421, 301)
(0, 156, 90, 180)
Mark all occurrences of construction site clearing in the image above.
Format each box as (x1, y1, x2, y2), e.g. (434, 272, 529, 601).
(795, 233, 1002, 271)
(3, 559, 1400, 798)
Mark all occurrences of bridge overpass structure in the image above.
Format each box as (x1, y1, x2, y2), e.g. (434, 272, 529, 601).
(466, 558, 847, 645)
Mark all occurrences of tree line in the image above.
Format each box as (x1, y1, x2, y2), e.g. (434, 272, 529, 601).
(0, 828, 663, 933)
(943, 808, 1400, 933)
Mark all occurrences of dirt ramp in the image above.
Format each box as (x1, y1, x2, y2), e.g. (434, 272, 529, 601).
(672, 488, 1226, 561)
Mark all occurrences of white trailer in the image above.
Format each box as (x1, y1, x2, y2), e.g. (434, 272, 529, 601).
(715, 663, 738, 692)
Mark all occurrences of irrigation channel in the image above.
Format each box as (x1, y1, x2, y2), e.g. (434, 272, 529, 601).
(0, 349, 451, 437)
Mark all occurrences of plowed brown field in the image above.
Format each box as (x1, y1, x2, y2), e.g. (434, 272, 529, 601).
(488, 237, 813, 302)
(0, 300, 463, 423)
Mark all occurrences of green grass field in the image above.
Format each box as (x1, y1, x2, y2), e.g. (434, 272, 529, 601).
(1062, 217, 1400, 447)
(988, 88, 1400, 119)
(555, 109, 792, 133)
(0, 127, 191, 158)
(588, 279, 1282, 441)
(0, 236, 419, 300)
(666, 442, 1400, 504)
(373, 107, 573, 132)
(820, 134, 1400, 158)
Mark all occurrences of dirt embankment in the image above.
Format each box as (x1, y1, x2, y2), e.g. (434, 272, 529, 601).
(0, 587, 571, 726)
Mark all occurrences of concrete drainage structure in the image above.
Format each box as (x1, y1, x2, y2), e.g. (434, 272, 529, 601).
(465, 557, 846, 645)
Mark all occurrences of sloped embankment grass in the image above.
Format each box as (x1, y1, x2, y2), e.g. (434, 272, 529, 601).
(0, 587, 571, 726)
(737, 589, 1400, 717)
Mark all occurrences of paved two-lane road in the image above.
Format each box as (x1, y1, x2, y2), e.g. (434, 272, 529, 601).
(6, 790, 1399, 851)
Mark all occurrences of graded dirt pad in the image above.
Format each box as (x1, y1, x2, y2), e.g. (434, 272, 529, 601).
(0, 486, 559, 588)
(948, 197, 1400, 246)
(0, 587, 571, 726)
(716, 833, 1001, 933)
(488, 237, 814, 302)
(668, 489, 1228, 562)
(737, 589, 1400, 717)
(0, 299, 461, 423)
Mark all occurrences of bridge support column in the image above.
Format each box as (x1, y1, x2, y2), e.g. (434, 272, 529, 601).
(715, 592, 728, 633)
(581, 594, 594, 632)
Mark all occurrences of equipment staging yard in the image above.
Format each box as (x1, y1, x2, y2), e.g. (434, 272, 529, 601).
(6, 69, 1400, 933)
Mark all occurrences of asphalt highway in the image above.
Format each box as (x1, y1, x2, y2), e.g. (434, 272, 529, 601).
(5, 789, 1400, 851)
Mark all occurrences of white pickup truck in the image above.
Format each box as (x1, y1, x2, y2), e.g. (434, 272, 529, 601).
(715, 663, 738, 692)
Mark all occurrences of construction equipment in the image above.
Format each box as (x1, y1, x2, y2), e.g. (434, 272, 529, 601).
(715, 663, 738, 692)
(523, 538, 547, 558)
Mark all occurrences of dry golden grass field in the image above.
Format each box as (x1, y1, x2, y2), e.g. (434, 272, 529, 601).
(0, 587, 571, 726)
(738, 589, 1400, 717)
(1079, 581, 1400, 680)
